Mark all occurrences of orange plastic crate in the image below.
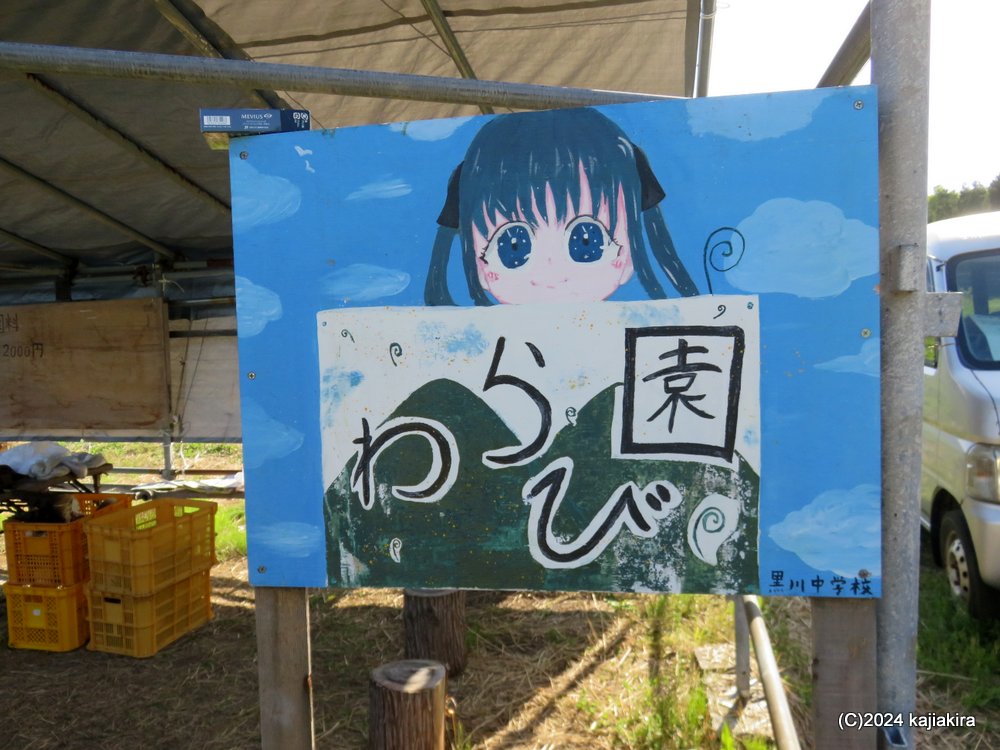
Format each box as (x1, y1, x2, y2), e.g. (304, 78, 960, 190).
(86, 571, 213, 658)
(4, 582, 89, 652)
(4, 518, 87, 586)
(84, 499, 217, 596)
(4, 493, 132, 586)
(74, 493, 134, 518)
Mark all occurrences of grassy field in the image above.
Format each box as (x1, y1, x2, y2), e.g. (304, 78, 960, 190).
(915, 535, 1000, 714)
(68, 439, 243, 473)
(214, 500, 247, 560)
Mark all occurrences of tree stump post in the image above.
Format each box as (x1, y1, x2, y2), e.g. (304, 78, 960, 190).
(369, 659, 446, 750)
(403, 588, 467, 677)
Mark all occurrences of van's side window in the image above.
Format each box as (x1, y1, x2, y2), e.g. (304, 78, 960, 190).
(925, 261, 939, 368)
(950, 250, 1000, 369)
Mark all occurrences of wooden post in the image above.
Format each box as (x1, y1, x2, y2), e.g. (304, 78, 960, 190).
(369, 660, 447, 750)
(403, 588, 467, 677)
(811, 598, 877, 750)
(255, 587, 315, 750)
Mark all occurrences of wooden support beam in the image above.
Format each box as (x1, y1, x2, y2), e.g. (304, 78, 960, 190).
(811, 598, 877, 750)
(255, 587, 315, 750)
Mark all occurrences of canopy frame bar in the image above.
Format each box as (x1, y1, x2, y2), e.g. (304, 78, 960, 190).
(0, 41, 678, 111)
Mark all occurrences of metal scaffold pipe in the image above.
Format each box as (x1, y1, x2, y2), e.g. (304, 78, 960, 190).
(0, 41, 676, 111)
(741, 596, 801, 750)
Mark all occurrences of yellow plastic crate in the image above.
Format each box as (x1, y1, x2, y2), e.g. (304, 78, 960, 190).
(84, 499, 217, 596)
(86, 571, 213, 658)
(4, 493, 132, 586)
(4, 582, 89, 652)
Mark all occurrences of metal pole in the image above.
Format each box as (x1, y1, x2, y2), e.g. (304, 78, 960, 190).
(733, 594, 751, 699)
(741, 596, 801, 750)
(817, 2, 872, 88)
(0, 155, 177, 260)
(161, 436, 174, 480)
(695, 0, 717, 98)
(0, 226, 74, 266)
(24, 73, 231, 213)
(150, 0, 286, 110)
(0, 42, 675, 112)
(418, 0, 493, 115)
(871, 1, 930, 748)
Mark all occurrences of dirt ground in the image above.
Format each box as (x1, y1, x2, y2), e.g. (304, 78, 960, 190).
(1, 552, 997, 749)
(0, 557, 673, 750)
(0, 550, 744, 750)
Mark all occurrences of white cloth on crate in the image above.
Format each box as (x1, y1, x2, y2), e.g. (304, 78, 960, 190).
(0, 441, 106, 480)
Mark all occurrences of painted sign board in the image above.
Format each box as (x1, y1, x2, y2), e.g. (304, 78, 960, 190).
(232, 86, 882, 597)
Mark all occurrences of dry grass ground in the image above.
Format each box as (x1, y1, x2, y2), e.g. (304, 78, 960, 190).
(1, 442, 998, 748)
(1, 551, 999, 749)
(0, 561, 742, 750)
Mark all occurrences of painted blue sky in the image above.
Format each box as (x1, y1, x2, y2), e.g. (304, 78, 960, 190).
(232, 87, 881, 596)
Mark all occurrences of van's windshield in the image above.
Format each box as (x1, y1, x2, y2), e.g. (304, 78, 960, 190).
(950, 249, 1000, 368)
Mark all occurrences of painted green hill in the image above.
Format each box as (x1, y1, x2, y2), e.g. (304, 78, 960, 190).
(324, 377, 543, 589)
(533, 384, 759, 594)
(324, 378, 759, 594)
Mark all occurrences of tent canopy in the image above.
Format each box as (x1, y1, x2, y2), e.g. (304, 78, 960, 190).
(0, 1, 870, 441)
(0, 0, 703, 305)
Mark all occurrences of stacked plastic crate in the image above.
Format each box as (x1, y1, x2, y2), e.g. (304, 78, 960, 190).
(83, 499, 217, 657)
(3, 494, 132, 652)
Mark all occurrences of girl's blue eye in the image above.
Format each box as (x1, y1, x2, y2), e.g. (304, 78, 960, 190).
(496, 225, 532, 269)
(568, 221, 607, 263)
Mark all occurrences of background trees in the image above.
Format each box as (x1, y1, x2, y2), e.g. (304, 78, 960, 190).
(928, 174, 1000, 221)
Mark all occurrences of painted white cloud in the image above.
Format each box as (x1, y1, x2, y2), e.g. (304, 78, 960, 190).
(388, 116, 474, 141)
(346, 177, 411, 201)
(249, 521, 323, 559)
(235, 276, 282, 338)
(241, 399, 304, 468)
(687, 91, 826, 141)
(769, 484, 881, 577)
(230, 158, 301, 231)
(417, 321, 490, 358)
(321, 264, 410, 302)
(816, 337, 880, 378)
(620, 302, 683, 328)
(726, 198, 878, 298)
(320, 368, 365, 428)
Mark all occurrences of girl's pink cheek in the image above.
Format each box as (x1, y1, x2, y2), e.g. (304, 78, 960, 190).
(486, 271, 500, 282)
(612, 257, 625, 269)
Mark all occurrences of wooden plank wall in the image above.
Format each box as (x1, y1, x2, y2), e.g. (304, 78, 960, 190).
(0, 299, 171, 436)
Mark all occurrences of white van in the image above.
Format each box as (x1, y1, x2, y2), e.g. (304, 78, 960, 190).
(922, 210, 1000, 619)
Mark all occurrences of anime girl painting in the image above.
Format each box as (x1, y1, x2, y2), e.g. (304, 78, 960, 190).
(425, 107, 702, 307)
(322, 106, 759, 594)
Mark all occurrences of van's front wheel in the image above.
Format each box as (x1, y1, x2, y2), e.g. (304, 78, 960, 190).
(940, 509, 1000, 620)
